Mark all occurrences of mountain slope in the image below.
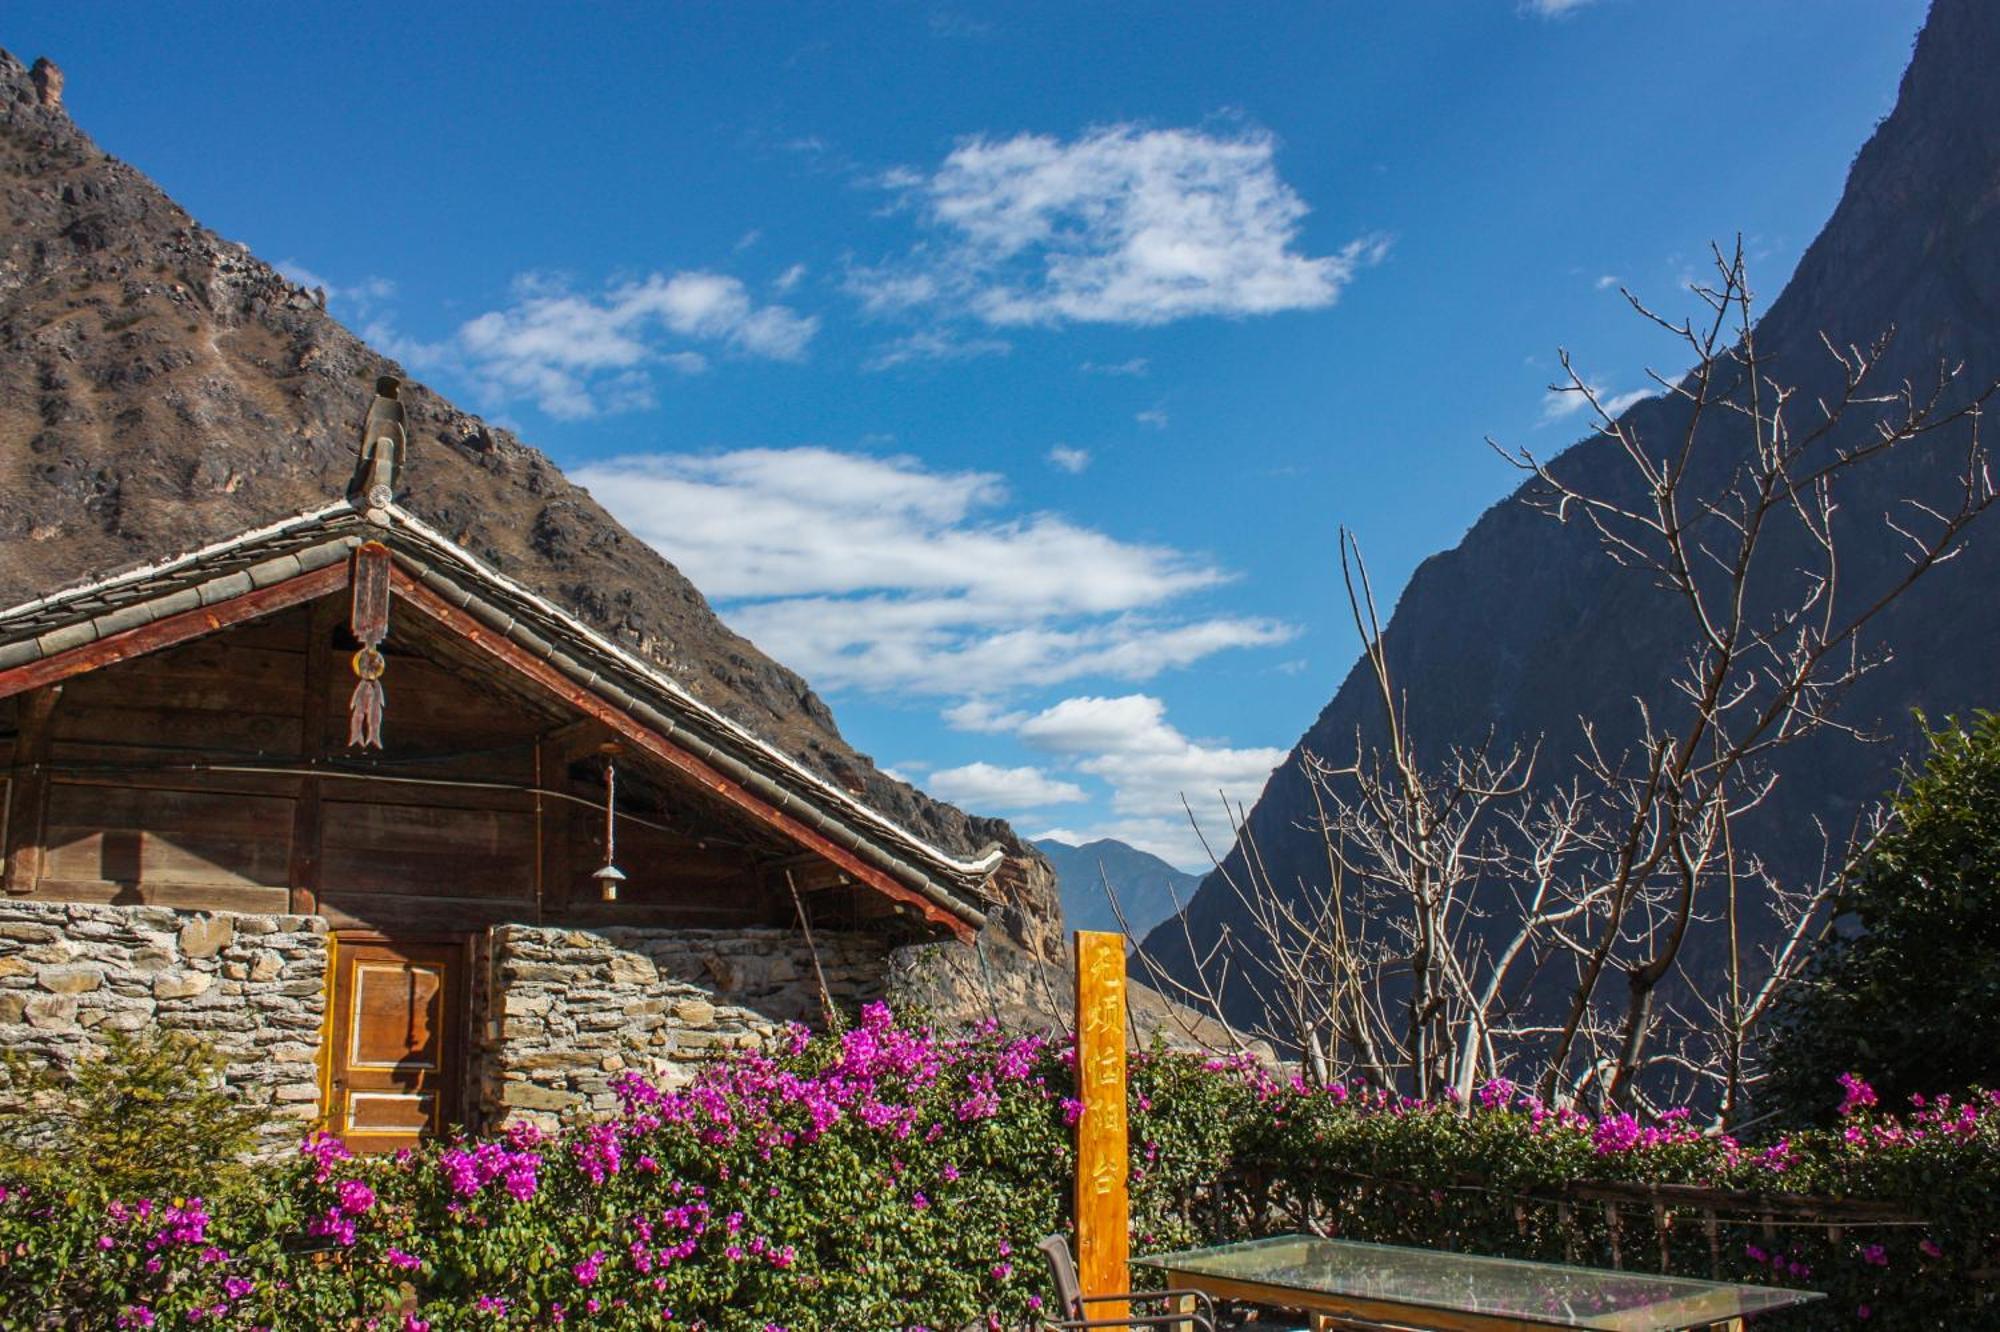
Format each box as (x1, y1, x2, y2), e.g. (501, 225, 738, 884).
(1141, 0, 2000, 1036)
(1036, 838, 1199, 943)
(0, 49, 1060, 951)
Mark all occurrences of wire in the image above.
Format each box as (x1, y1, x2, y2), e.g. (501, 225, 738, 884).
(32, 757, 749, 848)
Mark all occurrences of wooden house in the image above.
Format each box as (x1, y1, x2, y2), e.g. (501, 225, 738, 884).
(0, 390, 999, 1148)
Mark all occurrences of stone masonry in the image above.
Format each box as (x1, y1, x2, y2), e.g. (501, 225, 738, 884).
(0, 899, 328, 1148)
(474, 924, 886, 1131)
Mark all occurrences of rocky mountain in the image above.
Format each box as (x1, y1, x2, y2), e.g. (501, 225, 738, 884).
(1141, 0, 2000, 1041)
(1036, 838, 1199, 943)
(0, 49, 1065, 955)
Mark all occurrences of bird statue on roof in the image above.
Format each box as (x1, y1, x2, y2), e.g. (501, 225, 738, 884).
(353, 376, 408, 520)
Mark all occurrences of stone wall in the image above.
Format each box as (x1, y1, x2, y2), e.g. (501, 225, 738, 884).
(0, 899, 328, 1148)
(473, 924, 886, 1131)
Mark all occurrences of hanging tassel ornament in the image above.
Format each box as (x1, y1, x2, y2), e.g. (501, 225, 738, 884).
(592, 743, 627, 902)
(346, 542, 392, 750)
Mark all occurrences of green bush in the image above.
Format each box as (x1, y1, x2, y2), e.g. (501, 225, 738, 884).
(1766, 711, 2000, 1123)
(0, 1027, 270, 1201)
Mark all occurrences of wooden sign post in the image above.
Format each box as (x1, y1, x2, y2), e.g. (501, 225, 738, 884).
(1074, 929, 1130, 1319)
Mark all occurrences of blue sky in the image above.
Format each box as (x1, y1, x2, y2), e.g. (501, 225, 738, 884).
(11, 1, 1927, 866)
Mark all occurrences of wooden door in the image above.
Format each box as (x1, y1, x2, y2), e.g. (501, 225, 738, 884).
(325, 937, 465, 1151)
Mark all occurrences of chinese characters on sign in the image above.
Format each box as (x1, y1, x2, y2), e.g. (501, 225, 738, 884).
(1074, 930, 1129, 1318)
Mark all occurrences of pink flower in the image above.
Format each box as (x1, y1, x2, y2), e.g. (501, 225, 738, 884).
(300, 1131, 353, 1183)
(1837, 1072, 1878, 1117)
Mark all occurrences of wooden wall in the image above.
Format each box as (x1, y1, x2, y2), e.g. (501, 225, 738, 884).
(0, 595, 789, 933)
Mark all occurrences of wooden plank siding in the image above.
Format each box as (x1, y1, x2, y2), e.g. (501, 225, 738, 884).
(2, 685, 61, 895)
(386, 568, 973, 938)
(7, 586, 798, 932)
(44, 783, 295, 888)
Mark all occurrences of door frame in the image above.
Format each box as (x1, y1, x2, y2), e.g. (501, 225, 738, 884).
(317, 929, 476, 1146)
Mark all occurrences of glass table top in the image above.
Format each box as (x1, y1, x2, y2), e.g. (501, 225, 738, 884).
(1136, 1235, 1823, 1330)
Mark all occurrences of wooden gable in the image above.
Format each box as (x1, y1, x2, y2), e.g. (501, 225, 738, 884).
(0, 555, 978, 941)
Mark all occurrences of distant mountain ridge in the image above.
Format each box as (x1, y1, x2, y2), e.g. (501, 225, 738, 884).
(1140, 0, 2000, 1036)
(1036, 838, 1199, 943)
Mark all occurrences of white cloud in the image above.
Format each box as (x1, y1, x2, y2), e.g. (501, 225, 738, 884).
(940, 700, 1018, 733)
(773, 263, 808, 294)
(1016, 693, 1175, 754)
(725, 597, 1290, 695)
(1521, 0, 1597, 16)
(1017, 694, 1287, 819)
(1539, 387, 1591, 423)
(850, 124, 1390, 328)
(1601, 387, 1658, 416)
(1006, 693, 1289, 868)
(924, 762, 1087, 810)
(392, 270, 817, 419)
(1594, 273, 1620, 291)
(574, 447, 1292, 695)
(1047, 445, 1092, 473)
(1539, 379, 1658, 426)
(864, 327, 1012, 371)
(944, 699, 1029, 733)
(1081, 357, 1150, 377)
(1135, 408, 1169, 430)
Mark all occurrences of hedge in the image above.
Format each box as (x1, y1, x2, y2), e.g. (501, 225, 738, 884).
(1, 1007, 1995, 1329)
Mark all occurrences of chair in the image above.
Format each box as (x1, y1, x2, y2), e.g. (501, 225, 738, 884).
(1037, 1235, 1217, 1331)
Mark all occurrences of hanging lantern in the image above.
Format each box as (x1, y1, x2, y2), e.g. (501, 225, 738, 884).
(593, 743, 626, 902)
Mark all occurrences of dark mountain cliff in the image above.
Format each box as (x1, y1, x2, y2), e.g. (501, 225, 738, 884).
(1141, 0, 2000, 1033)
(0, 49, 1061, 952)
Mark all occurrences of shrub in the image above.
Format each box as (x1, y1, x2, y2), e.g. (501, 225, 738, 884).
(1766, 711, 2000, 1123)
(0, 1027, 270, 1200)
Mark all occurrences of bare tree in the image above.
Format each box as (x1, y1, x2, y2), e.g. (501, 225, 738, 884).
(1510, 240, 1995, 1110)
(1138, 241, 1996, 1120)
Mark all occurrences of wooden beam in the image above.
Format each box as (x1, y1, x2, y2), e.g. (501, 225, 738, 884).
(288, 596, 342, 916)
(535, 730, 575, 921)
(0, 562, 351, 703)
(2, 685, 61, 895)
(387, 568, 976, 940)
